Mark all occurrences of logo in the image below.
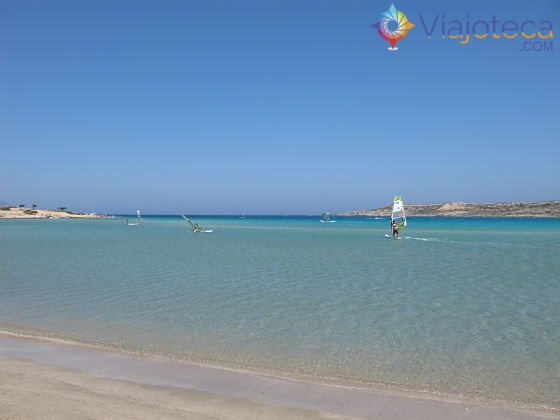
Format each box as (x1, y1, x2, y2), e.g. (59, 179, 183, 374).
(372, 4, 414, 51)
(370, 5, 554, 53)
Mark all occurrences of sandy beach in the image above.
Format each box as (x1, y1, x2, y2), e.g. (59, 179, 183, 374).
(0, 207, 107, 219)
(0, 333, 556, 420)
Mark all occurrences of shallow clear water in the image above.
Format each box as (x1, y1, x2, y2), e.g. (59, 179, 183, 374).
(1, 216, 559, 408)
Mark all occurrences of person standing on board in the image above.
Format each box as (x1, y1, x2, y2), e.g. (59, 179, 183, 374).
(391, 220, 399, 238)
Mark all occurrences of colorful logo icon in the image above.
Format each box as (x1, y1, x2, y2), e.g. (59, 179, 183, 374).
(372, 4, 415, 51)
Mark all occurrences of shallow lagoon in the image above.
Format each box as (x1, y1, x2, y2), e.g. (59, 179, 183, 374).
(1, 216, 559, 409)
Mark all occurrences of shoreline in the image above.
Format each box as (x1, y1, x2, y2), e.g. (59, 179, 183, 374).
(3, 324, 555, 411)
(0, 354, 334, 420)
(0, 331, 556, 419)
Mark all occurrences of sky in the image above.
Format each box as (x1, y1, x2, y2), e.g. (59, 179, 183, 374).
(1, 0, 558, 214)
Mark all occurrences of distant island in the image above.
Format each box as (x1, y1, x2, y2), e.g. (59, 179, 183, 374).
(340, 200, 560, 218)
(0, 206, 108, 219)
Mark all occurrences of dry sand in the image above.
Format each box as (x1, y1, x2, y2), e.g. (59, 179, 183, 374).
(0, 355, 342, 420)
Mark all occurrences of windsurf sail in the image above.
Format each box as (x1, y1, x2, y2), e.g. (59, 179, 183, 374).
(126, 209, 142, 225)
(391, 196, 407, 230)
(182, 215, 204, 232)
(321, 212, 331, 222)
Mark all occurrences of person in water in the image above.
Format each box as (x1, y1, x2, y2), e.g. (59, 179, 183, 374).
(391, 220, 399, 238)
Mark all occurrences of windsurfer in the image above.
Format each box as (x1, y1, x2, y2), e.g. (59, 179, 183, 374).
(391, 220, 399, 238)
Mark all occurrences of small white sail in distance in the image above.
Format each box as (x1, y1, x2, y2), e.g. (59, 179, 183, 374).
(126, 209, 141, 226)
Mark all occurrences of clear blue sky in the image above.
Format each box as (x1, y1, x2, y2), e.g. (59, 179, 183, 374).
(1, 0, 558, 214)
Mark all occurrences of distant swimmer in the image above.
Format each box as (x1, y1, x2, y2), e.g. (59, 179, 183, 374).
(391, 219, 399, 238)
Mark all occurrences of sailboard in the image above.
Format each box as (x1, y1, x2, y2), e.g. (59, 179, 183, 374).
(320, 212, 336, 223)
(384, 234, 402, 240)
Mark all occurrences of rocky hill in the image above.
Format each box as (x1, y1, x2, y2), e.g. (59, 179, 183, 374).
(340, 200, 560, 218)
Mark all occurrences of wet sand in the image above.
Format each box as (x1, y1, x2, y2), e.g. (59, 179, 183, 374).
(0, 334, 556, 419)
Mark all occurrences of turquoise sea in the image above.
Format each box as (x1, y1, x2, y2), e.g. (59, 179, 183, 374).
(1, 216, 559, 410)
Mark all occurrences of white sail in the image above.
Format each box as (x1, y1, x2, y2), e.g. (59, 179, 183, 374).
(126, 209, 141, 226)
(391, 196, 407, 229)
